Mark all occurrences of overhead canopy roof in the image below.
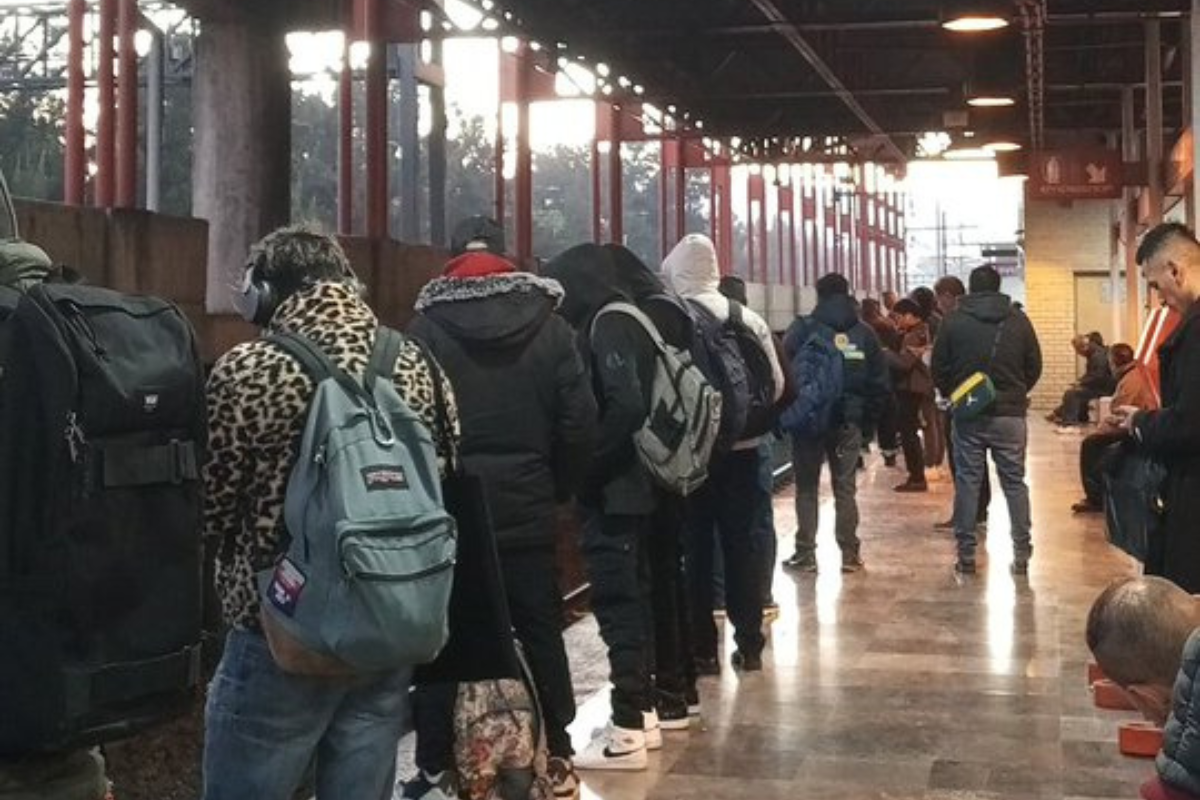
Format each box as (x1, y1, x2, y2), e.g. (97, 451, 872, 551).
(484, 0, 1190, 161)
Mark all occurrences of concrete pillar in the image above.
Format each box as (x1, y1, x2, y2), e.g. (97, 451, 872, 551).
(193, 19, 291, 314)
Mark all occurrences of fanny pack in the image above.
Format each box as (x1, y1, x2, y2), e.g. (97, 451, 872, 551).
(950, 319, 1007, 421)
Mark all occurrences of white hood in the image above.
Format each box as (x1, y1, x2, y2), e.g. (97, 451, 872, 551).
(663, 233, 722, 301)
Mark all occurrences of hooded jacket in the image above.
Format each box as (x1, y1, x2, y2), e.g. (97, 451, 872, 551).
(783, 292, 890, 429)
(605, 243, 694, 351)
(543, 243, 657, 514)
(932, 291, 1042, 417)
(662, 234, 784, 447)
(1159, 629, 1200, 796)
(410, 254, 597, 550)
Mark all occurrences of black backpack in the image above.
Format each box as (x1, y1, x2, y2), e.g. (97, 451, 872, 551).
(0, 282, 206, 755)
(688, 299, 776, 451)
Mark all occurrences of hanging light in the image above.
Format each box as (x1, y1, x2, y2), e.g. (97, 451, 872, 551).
(984, 140, 1023, 153)
(941, 1, 1010, 32)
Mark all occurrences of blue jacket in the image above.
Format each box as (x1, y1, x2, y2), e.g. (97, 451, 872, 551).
(1160, 629, 1200, 795)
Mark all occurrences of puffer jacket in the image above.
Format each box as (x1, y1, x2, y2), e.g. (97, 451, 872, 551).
(931, 291, 1042, 417)
(204, 282, 460, 629)
(543, 243, 657, 515)
(1159, 629, 1200, 795)
(661, 233, 784, 448)
(410, 259, 597, 550)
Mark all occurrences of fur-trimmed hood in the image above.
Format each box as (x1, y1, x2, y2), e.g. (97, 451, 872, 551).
(415, 272, 564, 349)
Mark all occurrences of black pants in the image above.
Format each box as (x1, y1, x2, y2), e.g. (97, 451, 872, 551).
(649, 492, 695, 699)
(1080, 430, 1126, 506)
(580, 507, 653, 730)
(874, 392, 898, 455)
(896, 392, 926, 483)
(413, 545, 577, 768)
(947, 411, 990, 522)
(1057, 387, 1100, 423)
(686, 448, 765, 661)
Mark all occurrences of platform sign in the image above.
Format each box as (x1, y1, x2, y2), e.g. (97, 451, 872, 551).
(1028, 149, 1122, 200)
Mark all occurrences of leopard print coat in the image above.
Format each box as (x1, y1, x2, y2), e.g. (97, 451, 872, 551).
(203, 281, 460, 629)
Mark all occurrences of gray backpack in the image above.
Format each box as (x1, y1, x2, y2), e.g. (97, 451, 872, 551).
(592, 302, 721, 496)
(257, 328, 457, 674)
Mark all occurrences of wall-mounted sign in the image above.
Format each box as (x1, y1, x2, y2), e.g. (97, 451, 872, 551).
(1028, 149, 1123, 200)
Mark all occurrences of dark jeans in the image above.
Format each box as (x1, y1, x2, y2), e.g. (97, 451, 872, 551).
(1056, 387, 1101, 423)
(876, 392, 898, 455)
(947, 411, 990, 522)
(896, 392, 926, 483)
(649, 491, 695, 699)
(1080, 429, 1126, 506)
(412, 546, 577, 767)
(686, 448, 765, 661)
(791, 424, 862, 558)
(712, 440, 778, 607)
(951, 416, 1032, 562)
(580, 508, 652, 730)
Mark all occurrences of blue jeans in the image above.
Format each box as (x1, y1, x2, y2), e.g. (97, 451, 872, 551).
(712, 441, 777, 606)
(791, 425, 863, 558)
(951, 415, 1032, 562)
(203, 629, 411, 800)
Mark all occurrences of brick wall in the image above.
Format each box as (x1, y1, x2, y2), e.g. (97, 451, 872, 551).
(1024, 198, 1115, 411)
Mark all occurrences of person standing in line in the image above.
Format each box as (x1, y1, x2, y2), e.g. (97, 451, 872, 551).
(663, 234, 784, 674)
(861, 297, 901, 467)
(1117, 223, 1200, 592)
(782, 273, 889, 574)
(404, 217, 597, 800)
(932, 264, 1042, 575)
(887, 298, 933, 493)
(932, 275, 990, 531)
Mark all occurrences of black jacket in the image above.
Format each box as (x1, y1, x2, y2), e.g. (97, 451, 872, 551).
(932, 291, 1042, 417)
(1159, 629, 1200, 794)
(1080, 345, 1116, 394)
(606, 243, 694, 351)
(783, 293, 889, 429)
(544, 244, 657, 515)
(410, 270, 597, 549)
(1134, 304, 1200, 591)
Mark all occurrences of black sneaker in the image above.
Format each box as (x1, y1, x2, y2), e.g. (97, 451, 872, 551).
(934, 518, 954, 530)
(655, 691, 690, 731)
(893, 480, 928, 493)
(400, 770, 457, 800)
(1012, 551, 1031, 575)
(731, 650, 763, 671)
(684, 686, 700, 716)
(693, 656, 720, 676)
(883, 453, 898, 467)
(954, 558, 977, 576)
(782, 553, 818, 573)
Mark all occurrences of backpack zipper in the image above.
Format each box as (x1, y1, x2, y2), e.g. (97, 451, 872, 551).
(350, 557, 455, 583)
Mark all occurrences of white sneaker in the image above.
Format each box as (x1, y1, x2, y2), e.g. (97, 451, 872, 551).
(643, 709, 663, 750)
(574, 723, 648, 771)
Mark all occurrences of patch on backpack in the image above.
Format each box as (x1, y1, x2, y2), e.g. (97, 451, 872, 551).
(361, 465, 408, 491)
(139, 391, 161, 413)
(267, 558, 306, 617)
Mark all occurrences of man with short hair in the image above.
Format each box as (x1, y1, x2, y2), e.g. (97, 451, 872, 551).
(1071, 342, 1159, 514)
(782, 273, 889, 574)
(203, 226, 460, 799)
(1086, 576, 1200, 800)
(1049, 332, 1114, 426)
(1119, 222, 1200, 592)
(932, 265, 1041, 575)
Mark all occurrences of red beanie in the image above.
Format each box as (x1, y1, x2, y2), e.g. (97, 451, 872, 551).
(444, 252, 515, 279)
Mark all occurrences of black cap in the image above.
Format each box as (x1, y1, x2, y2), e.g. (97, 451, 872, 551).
(450, 215, 506, 256)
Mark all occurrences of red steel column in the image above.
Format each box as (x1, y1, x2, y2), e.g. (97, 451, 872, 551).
(608, 104, 623, 245)
(338, 35, 353, 234)
(659, 137, 671, 259)
(115, 0, 137, 207)
(674, 140, 686, 245)
(711, 160, 733, 272)
(494, 92, 506, 231)
(64, 0, 86, 205)
(591, 136, 602, 242)
(514, 44, 533, 262)
(364, 0, 388, 239)
(96, 0, 116, 207)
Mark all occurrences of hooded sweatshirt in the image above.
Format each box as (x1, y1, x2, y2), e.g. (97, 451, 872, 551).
(661, 234, 784, 447)
(605, 243, 694, 351)
(543, 243, 658, 514)
(932, 291, 1042, 417)
(410, 254, 596, 549)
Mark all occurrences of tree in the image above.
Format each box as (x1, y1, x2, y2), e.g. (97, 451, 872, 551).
(0, 35, 65, 202)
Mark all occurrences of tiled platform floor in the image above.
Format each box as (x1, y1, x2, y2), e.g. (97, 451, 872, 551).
(567, 421, 1150, 800)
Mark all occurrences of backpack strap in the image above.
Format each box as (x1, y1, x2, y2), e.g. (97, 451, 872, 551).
(266, 331, 373, 405)
(405, 333, 460, 475)
(728, 300, 744, 326)
(592, 301, 667, 355)
(367, 326, 404, 388)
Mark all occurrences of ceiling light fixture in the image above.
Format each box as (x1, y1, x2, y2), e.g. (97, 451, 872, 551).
(984, 140, 1023, 152)
(941, 2, 1010, 32)
(967, 95, 1015, 108)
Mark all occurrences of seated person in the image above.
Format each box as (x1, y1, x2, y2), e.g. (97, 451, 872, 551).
(1071, 343, 1160, 513)
(1049, 332, 1115, 426)
(1086, 576, 1200, 800)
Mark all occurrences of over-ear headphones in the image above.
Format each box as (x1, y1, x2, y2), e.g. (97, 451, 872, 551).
(236, 234, 364, 326)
